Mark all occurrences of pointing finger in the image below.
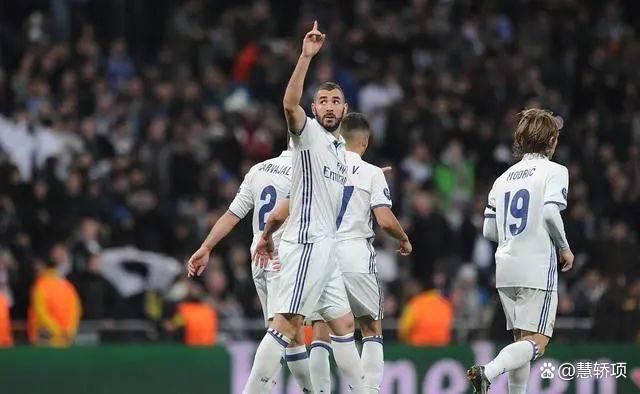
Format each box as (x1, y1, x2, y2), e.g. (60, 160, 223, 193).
(313, 20, 318, 30)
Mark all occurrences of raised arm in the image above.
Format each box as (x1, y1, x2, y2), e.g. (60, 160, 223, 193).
(283, 21, 325, 134)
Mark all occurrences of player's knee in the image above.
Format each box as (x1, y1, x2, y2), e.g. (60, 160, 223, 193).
(518, 334, 549, 360)
(312, 321, 331, 342)
(326, 312, 355, 336)
(272, 313, 303, 340)
(357, 316, 381, 337)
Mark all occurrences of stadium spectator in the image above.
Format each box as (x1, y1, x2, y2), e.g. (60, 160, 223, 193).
(0, 0, 638, 344)
(398, 278, 453, 346)
(27, 256, 81, 347)
(164, 282, 217, 346)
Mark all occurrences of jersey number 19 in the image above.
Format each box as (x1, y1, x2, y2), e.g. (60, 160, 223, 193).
(503, 188, 530, 239)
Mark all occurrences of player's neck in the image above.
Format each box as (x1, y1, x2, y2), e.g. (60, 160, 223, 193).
(522, 152, 549, 160)
(346, 146, 364, 157)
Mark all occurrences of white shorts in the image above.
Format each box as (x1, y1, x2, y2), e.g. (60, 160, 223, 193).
(343, 272, 383, 320)
(332, 238, 383, 320)
(498, 287, 557, 337)
(253, 269, 280, 327)
(275, 238, 350, 321)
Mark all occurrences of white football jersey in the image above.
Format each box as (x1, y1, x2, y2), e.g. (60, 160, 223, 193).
(281, 117, 348, 244)
(485, 153, 569, 290)
(336, 151, 392, 241)
(228, 150, 293, 271)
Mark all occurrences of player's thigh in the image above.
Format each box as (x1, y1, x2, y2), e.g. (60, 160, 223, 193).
(264, 270, 281, 326)
(497, 287, 518, 331)
(275, 238, 335, 317)
(316, 265, 351, 324)
(513, 287, 557, 338)
(253, 272, 270, 328)
(343, 272, 383, 322)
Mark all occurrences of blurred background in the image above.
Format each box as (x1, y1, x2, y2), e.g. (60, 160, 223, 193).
(0, 0, 639, 393)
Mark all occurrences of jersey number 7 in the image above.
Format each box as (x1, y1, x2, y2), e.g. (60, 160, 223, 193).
(503, 188, 530, 239)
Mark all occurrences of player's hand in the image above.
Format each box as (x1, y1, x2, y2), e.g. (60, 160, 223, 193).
(254, 235, 275, 268)
(302, 21, 325, 58)
(559, 248, 574, 272)
(397, 239, 412, 256)
(187, 246, 211, 278)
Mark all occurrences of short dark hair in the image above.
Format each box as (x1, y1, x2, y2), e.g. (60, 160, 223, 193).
(341, 112, 370, 134)
(314, 81, 344, 100)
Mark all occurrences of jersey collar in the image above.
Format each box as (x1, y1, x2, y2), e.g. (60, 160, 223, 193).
(522, 153, 549, 161)
(280, 149, 293, 158)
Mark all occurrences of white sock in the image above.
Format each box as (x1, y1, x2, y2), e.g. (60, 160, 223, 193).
(508, 362, 531, 394)
(259, 362, 281, 394)
(285, 345, 313, 393)
(484, 339, 538, 382)
(309, 340, 332, 393)
(243, 329, 290, 394)
(361, 336, 384, 392)
(331, 333, 365, 391)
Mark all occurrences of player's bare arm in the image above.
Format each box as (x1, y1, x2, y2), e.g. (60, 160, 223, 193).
(283, 20, 325, 133)
(188, 210, 240, 277)
(373, 206, 412, 255)
(254, 199, 290, 267)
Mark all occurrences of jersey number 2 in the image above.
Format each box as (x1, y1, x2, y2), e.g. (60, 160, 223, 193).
(258, 185, 277, 231)
(503, 189, 530, 238)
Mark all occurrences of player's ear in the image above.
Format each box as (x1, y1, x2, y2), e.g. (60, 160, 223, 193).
(343, 103, 349, 116)
(311, 102, 317, 118)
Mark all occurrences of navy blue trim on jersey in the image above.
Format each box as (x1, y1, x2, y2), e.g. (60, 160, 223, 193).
(285, 352, 309, 362)
(366, 238, 376, 274)
(484, 213, 496, 218)
(288, 116, 308, 137)
(227, 208, 243, 220)
(537, 244, 557, 333)
(544, 201, 567, 209)
(310, 341, 333, 353)
(289, 243, 313, 314)
(330, 335, 354, 343)
(375, 272, 384, 320)
(298, 150, 312, 243)
(371, 204, 392, 209)
(486, 204, 496, 211)
(362, 335, 384, 344)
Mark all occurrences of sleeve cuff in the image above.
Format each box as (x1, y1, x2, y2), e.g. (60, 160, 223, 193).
(371, 204, 392, 209)
(227, 208, 244, 219)
(484, 214, 496, 218)
(288, 116, 308, 137)
(544, 201, 567, 210)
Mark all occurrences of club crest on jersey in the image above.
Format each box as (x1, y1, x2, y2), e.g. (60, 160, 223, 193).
(562, 187, 567, 201)
(384, 187, 391, 201)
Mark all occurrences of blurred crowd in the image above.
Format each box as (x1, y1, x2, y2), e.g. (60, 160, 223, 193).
(0, 0, 639, 345)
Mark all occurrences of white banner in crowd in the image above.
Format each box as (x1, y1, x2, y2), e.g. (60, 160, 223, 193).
(99, 246, 182, 298)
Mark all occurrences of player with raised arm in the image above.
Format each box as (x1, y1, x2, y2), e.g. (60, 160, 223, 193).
(258, 112, 412, 393)
(242, 21, 365, 394)
(467, 109, 574, 394)
(186, 142, 313, 393)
